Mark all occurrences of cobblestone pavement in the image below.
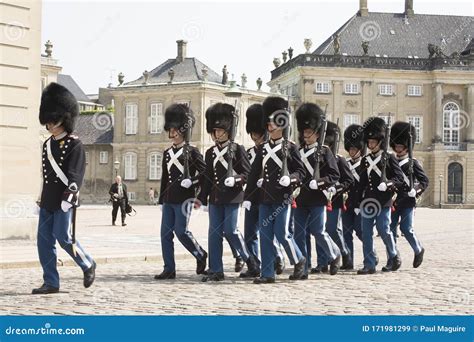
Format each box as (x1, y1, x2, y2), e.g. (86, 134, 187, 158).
(0, 208, 472, 315)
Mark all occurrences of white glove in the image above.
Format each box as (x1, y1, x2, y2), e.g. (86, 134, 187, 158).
(377, 182, 388, 192)
(61, 200, 73, 212)
(328, 186, 337, 195)
(113, 193, 119, 198)
(354, 208, 360, 215)
(279, 175, 291, 187)
(201, 205, 209, 212)
(180, 178, 192, 189)
(34, 204, 40, 216)
(224, 177, 235, 187)
(408, 188, 417, 197)
(309, 179, 318, 190)
(257, 178, 264, 188)
(242, 201, 252, 211)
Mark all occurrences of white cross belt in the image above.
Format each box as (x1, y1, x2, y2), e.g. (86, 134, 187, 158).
(300, 147, 315, 176)
(167, 148, 184, 174)
(366, 155, 382, 178)
(262, 143, 282, 169)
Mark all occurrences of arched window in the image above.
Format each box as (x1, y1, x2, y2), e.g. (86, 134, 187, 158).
(123, 152, 137, 180)
(447, 162, 463, 204)
(149, 152, 162, 180)
(443, 102, 460, 145)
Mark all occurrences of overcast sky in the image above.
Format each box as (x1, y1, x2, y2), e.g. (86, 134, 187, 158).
(42, 0, 473, 94)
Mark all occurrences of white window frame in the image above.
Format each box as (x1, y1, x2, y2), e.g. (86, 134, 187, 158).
(123, 152, 137, 180)
(85, 152, 90, 164)
(343, 114, 360, 130)
(407, 85, 422, 97)
(149, 152, 162, 180)
(125, 103, 138, 135)
(149, 102, 163, 134)
(315, 82, 330, 94)
(99, 151, 108, 164)
(443, 102, 460, 144)
(407, 115, 423, 144)
(344, 83, 359, 94)
(128, 192, 137, 202)
(378, 84, 394, 96)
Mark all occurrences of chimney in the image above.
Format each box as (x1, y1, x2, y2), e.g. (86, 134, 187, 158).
(405, 0, 414, 17)
(176, 40, 187, 63)
(359, 0, 368, 16)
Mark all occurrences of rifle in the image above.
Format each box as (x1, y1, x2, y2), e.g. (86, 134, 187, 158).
(333, 118, 340, 156)
(381, 114, 392, 183)
(227, 101, 239, 178)
(280, 100, 291, 179)
(183, 109, 193, 180)
(408, 129, 414, 190)
(313, 104, 328, 182)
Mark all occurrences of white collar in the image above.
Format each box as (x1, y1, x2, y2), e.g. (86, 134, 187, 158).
(270, 137, 283, 145)
(306, 142, 318, 149)
(52, 132, 67, 140)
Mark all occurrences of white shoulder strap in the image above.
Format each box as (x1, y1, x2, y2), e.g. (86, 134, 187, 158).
(46, 138, 69, 187)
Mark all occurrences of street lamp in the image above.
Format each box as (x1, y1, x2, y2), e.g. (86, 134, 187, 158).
(114, 158, 120, 176)
(224, 79, 243, 128)
(438, 174, 443, 209)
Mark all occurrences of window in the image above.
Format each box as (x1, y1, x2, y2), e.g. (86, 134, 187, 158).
(443, 102, 460, 145)
(315, 82, 330, 93)
(344, 114, 360, 129)
(447, 162, 463, 204)
(291, 84, 298, 96)
(407, 116, 422, 143)
(378, 84, 393, 96)
(344, 83, 359, 94)
(128, 192, 137, 202)
(150, 103, 163, 134)
(85, 152, 89, 164)
(378, 114, 394, 127)
(125, 103, 138, 135)
(99, 151, 108, 164)
(124, 152, 137, 180)
(407, 85, 422, 96)
(149, 152, 162, 180)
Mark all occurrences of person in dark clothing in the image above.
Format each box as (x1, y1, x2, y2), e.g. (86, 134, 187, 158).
(109, 175, 128, 226)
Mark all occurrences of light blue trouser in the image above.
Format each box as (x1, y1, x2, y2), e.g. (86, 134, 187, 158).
(37, 208, 94, 288)
(161, 203, 207, 273)
(208, 204, 249, 274)
(390, 207, 422, 254)
(361, 206, 397, 269)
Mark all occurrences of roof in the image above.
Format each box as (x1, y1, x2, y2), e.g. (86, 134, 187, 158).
(73, 113, 113, 145)
(313, 12, 474, 58)
(125, 57, 222, 85)
(57, 74, 92, 103)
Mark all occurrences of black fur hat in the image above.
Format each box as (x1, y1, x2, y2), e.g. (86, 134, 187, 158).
(246, 104, 265, 135)
(344, 124, 364, 152)
(324, 121, 341, 154)
(295, 102, 323, 133)
(262, 96, 289, 128)
(39, 82, 79, 133)
(164, 103, 195, 132)
(205, 102, 235, 133)
(362, 117, 387, 142)
(390, 121, 416, 149)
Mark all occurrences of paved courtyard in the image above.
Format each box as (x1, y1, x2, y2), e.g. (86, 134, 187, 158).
(0, 206, 472, 315)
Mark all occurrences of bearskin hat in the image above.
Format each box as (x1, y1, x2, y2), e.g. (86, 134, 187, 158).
(164, 103, 195, 132)
(262, 96, 289, 129)
(362, 117, 387, 142)
(344, 124, 364, 152)
(390, 121, 416, 150)
(39, 82, 79, 133)
(295, 102, 323, 133)
(245, 104, 265, 135)
(205, 102, 235, 134)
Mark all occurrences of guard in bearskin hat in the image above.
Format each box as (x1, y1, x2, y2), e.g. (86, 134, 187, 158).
(154, 103, 208, 280)
(292, 103, 342, 277)
(244, 97, 307, 283)
(198, 103, 258, 282)
(34, 82, 96, 294)
(239, 104, 285, 278)
(341, 124, 377, 265)
(316, 121, 355, 270)
(389, 121, 428, 268)
(356, 117, 404, 275)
